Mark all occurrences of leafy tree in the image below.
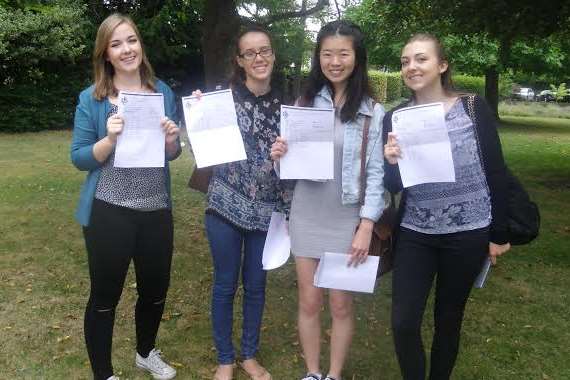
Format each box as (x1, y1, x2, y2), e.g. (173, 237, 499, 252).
(347, 0, 570, 117)
(0, 1, 89, 85)
(201, 0, 329, 88)
(550, 83, 570, 102)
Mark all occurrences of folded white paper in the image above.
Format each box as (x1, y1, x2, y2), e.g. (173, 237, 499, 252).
(313, 252, 380, 293)
(262, 212, 291, 270)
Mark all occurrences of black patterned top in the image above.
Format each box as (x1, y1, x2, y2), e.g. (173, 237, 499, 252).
(206, 82, 292, 231)
(94, 104, 169, 210)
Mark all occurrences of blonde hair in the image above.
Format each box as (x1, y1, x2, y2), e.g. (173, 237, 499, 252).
(92, 13, 155, 100)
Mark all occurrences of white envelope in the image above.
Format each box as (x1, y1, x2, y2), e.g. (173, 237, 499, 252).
(313, 252, 380, 293)
(262, 212, 291, 270)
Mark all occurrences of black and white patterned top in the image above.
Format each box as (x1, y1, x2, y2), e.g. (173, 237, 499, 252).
(401, 100, 491, 234)
(94, 104, 169, 211)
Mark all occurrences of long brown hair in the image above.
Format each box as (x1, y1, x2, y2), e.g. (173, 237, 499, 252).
(92, 13, 155, 100)
(403, 33, 455, 96)
(229, 24, 274, 87)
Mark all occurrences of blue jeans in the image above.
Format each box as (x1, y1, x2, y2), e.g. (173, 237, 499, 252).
(205, 213, 268, 364)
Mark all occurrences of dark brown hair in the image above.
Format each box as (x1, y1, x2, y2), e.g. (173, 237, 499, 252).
(229, 23, 274, 87)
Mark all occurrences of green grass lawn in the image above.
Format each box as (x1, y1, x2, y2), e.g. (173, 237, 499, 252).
(0, 116, 569, 379)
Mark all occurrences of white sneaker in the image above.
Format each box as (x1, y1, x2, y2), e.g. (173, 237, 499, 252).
(302, 374, 322, 380)
(136, 348, 177, 379)
(106, 377, 119, 380)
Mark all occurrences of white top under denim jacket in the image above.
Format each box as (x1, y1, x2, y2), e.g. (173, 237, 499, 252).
(280, 86, 386, 222)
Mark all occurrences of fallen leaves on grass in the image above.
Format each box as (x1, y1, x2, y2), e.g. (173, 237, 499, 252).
(57, 335, 71, 343)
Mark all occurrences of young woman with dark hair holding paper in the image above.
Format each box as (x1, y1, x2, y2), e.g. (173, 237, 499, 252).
(190, 24, 291, 380)
(383, 33, 511, 380)
(271, 20, 385, 380)
(71, 13, 180, 380)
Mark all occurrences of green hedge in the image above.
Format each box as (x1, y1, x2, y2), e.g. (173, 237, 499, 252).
(452, 74, 485, 96)
(384, 72, 403, 102)
(0, 71, 89, 133)
(0, 70, 508, 133)
(369, 70, 388, 102)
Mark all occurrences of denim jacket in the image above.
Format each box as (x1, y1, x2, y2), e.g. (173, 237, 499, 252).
(312, 87, 386, 222)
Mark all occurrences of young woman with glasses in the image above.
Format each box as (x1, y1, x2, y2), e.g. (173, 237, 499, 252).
(190, 24, 291, 380)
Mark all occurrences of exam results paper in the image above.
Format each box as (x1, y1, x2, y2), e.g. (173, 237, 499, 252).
(391, 102, 455, 187)
(115, 91, 166, 168)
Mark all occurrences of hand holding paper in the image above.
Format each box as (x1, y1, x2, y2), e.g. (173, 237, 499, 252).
(314, 252, 380, 293)
(182, 89, 247, 168)
(115, 91, 165, 168)
(391, 102, 455, 187)
(279, 105, 334, 180)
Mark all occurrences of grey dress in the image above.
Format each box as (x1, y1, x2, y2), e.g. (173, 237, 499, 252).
(289, 113, 360, 259)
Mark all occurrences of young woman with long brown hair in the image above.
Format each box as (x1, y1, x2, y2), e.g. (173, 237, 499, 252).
(190, 24, 291, 380)
(71, 13, 180, 380)
(383, 33, 511, 380)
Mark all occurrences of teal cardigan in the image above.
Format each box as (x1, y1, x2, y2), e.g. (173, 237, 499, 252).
(70, 79, 181, 226)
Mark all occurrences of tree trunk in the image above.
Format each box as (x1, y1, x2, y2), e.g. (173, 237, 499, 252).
(292, 0, 308, 99)
(202, 0, 240, 89)
(484, 67, 499, 120)
(484, 37, 511, 121)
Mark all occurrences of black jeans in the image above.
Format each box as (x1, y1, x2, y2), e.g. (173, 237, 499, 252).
(82, 199, 174, 380)
(391, 227, 489, 380)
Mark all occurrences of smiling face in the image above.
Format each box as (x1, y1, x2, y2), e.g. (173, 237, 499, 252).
(105, 22, 142, 76)
(236, 31, 275, 84)
(400, 40, 448, 95)
(319, 35, 356, 90)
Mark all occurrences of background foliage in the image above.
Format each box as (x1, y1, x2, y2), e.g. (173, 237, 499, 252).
(1, 0, 570, 132)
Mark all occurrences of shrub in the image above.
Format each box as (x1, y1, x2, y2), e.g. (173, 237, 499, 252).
(385, 72, 403, 102)
(453, 74, 485, 96)
(0, 70, 89, 133)
(369, 70, 387, 102)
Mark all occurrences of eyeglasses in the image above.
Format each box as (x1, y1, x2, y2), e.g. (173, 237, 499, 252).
(238, 47, 273, 60)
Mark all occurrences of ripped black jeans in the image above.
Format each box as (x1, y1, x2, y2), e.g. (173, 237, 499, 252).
(83, 199, 173, 380)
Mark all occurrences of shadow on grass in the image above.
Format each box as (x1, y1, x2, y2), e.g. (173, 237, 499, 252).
(500, 116, 570, 136)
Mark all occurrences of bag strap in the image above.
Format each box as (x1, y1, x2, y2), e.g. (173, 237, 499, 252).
(359, 102, 374, 205)
(359, 101, 397, 210)
(465, 95, 487, 177)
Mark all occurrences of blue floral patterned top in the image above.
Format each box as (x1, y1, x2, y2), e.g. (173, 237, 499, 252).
(401, 100, 491, 234)
(206, 82, 292, 231)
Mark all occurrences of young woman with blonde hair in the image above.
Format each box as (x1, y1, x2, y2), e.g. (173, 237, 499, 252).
(71, 13, 180, 380)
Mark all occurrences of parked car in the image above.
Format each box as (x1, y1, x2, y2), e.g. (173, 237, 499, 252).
(512, 87, 535, 101)
(536, 90, 556, 102)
